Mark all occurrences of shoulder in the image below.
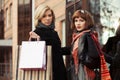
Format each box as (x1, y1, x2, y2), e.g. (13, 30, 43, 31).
(53, 30, 58, 34)
(107, 36, 116, 41)
(33, 27, 49, 36)
(34, 27, 54, 33)
(82, 31, 91, 38)
(109, 36, 115, 39)
(78, 32, 91, 41)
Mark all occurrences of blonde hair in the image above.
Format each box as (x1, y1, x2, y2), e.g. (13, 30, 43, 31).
(34, 4, 55, 27)
(71, 9, 94, 30)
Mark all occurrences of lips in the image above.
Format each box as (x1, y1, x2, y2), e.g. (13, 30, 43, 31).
(76, 26, 81, 29)
(45, 22, 51, 25)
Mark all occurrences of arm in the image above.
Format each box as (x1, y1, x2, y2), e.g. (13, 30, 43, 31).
(102, 38, 113, 64)
(33, 29, 57, 45)
(78, 32, 100, 69)
(61, 46, 71, 55)
(78, 32, 99, 58)
(104, 53, 113, 64)
(29, 31, 40, 41)
(102, 38, 112, 53)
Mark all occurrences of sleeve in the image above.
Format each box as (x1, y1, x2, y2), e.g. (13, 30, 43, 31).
(102, 38, 112, 53)
(78, 32, 99, 58)
(112, 41, 120, 66)
(78, 32, 100, 69)
(102, 38, 113, 64)
(33, 29, 56, 45)
(61, 46, 71, 55)
(104, 53, 113, 64)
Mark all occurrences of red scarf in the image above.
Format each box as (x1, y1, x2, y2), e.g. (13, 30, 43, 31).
(72, 30, 90, 74)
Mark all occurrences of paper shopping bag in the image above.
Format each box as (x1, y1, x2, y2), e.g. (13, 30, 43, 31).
(19, 41, 46, 70)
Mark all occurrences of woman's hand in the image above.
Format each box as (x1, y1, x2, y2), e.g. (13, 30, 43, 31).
(29, 31, 40, 41)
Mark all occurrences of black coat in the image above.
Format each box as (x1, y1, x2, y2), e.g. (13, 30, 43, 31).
(102, 36, 120, 79)
(102, 36, 120, 57)
(102, 36, 120, 64)
(34, 26, 67, 80)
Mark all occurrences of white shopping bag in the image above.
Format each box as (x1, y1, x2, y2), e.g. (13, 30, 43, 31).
(19, 41, 46, 70)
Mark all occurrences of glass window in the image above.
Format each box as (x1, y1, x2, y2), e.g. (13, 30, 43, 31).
(25, 0, 30, 4)
(19, 0, 24, 5)
(66, 4, 74, 46)
(18, 0, 32, 45)
(66, 0, 82, 46)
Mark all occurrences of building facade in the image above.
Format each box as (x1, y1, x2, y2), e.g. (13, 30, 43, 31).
(1, 0, 120, 80)
(0, 0, 12, 80)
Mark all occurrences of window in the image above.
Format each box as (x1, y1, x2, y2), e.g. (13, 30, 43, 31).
(18, 0, 32, 45)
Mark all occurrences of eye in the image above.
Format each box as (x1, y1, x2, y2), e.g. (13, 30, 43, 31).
(75, 19, 78, 22)
(75, 20, 78, 22)
(48, 14, 52, 17)
(42, 15, 46, 18)
(80, 19, 84, 22)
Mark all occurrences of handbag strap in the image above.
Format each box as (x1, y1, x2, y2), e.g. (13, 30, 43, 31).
(90, 33, 103, 55)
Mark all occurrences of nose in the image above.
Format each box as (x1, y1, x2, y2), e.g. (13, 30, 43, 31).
(46, 16, 50, 20)
(76, 21, 81, 25)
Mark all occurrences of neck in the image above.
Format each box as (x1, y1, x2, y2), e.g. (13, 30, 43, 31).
(37, 22, 55, 29)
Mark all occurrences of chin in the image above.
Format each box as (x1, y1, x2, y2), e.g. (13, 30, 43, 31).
(77, 29, 82, 31)
(45, 24, 51, 26)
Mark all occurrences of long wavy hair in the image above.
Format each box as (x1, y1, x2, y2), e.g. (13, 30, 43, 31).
(34, 4, 55, 27)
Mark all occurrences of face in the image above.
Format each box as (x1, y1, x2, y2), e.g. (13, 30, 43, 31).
(74, 17, 86, 31)
(40, 10, 53, 26)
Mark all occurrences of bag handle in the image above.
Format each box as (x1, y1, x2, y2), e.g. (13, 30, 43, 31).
(90, 33, 103, 55)
(29, 31, 40, 41)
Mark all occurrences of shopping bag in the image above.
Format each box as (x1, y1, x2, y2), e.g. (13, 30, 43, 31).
(100, 54, 111, 80)
(19, 41, 46, 70)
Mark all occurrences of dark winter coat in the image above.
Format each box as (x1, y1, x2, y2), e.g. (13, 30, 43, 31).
(102, 36, 120, 57)
(33, 23, 67, 80)
(111, 41, 120, 80)
(102, 36, 120, 80)
(102, 36, 120, 64)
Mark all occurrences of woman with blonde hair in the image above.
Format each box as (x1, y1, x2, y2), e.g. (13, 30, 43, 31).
(29, 4, 67, 80)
